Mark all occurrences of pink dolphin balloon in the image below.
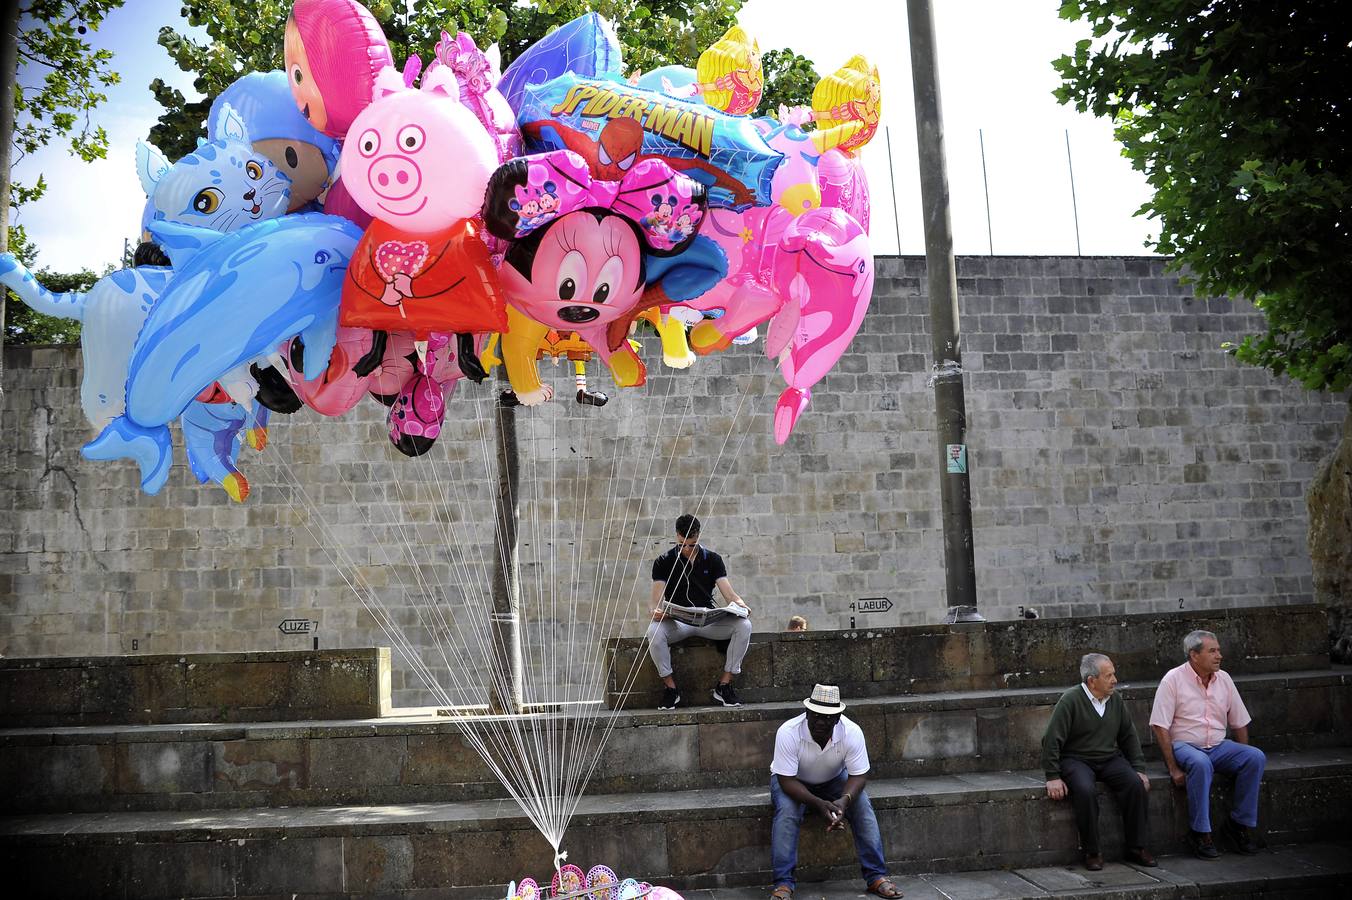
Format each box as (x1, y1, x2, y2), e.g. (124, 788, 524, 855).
(766, 206, 874, 443)
(289, 326, 379, 416)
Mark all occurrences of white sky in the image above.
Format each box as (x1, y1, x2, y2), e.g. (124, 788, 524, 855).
(11, 0, 1157, 273)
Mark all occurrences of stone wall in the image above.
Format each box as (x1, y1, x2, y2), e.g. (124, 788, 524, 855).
(2, 256, 1344, 707)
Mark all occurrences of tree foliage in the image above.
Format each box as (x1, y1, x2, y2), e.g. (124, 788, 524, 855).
(759, 47, 819, 119)
(1053, 0, 1352, 392)
(151, 0, 816, 161)
(12, 0, 124, 206)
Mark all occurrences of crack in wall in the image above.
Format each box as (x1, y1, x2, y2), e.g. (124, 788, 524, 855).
(35, 402, 108, 573)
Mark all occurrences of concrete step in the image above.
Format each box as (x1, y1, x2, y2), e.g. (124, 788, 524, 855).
(0, 649, 391, 727)
(3, 669, 1347, 814)
(694, 840, 1352, 899)
(2, 748, 1348, 898)
(607, 604, 1330, 707)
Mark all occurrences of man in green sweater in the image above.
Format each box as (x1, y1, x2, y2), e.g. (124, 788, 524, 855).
(1041, 653, 1156, 871)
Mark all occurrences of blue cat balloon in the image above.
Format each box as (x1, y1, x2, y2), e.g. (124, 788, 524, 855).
(137, 101, 292, 233)
(82, 213, 361, 494)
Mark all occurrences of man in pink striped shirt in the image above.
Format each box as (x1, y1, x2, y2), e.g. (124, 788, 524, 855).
(1149, 630, 1265, 860)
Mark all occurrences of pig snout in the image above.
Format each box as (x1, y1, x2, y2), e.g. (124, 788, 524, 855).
(367, 155, 423, 201)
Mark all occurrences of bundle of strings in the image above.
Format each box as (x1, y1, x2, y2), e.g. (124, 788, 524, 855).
(256, 346, 762, 865)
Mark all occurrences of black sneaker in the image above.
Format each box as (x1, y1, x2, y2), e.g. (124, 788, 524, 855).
(712, 683, 742, 707)
(658, 687, 682, 709)
(1221, 817, 1261, 855)
(1189, 830, 1221, 860)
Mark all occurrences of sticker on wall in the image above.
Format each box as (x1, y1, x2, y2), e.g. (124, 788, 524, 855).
(946, 443, 967, 474)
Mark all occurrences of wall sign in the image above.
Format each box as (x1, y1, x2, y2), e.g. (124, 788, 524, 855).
(278, 618, 317, 636)
(849, 597, 893, 614)
(946, 444, 967, 474)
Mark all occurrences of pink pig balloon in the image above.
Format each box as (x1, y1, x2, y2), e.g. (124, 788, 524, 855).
(338, 65, 507, 340)
(340, 66, 499, 233)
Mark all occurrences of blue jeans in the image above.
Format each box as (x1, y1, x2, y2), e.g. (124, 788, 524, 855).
(1172, 739, 1266, 832)
(770, 771, 888, 890)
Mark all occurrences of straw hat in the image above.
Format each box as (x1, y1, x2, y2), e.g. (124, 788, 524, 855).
(803, 683, 846, 715)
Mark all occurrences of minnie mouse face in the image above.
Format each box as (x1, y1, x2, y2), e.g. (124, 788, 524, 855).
(501, 211, 646, 328)
(511, 196, 542, 219)
(509, 180, 561, 229)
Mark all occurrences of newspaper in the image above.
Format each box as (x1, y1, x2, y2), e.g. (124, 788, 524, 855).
(658, 600, 750, 627)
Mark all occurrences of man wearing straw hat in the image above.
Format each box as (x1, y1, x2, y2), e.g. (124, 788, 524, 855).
(768, 684, 901, 899)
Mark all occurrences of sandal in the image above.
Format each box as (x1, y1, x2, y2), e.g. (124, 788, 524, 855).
(867, 877, 903, 899)
(770, 886, 793, 900)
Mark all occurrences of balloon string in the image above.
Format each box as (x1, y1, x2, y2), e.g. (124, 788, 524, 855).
(257, 326, 758, 866)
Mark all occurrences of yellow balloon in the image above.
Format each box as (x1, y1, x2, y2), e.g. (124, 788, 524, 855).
(810, 55, 882, 156)
(696, 26, 763, 116)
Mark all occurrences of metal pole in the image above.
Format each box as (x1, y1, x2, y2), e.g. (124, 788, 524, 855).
(489, 383, 525, 714)
(1065, 129, 1082, 256)
(906, 0, 981, 623)
(884, 125, 902, 254)
(979, 128, 993, 255)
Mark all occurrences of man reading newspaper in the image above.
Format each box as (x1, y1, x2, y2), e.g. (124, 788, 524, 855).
(648, 514, 753, 709)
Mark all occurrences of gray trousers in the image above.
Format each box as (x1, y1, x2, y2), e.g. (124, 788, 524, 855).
(646, 616, 753, 678)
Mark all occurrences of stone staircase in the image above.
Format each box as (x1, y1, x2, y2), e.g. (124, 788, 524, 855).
(2, 606, 1349, 898)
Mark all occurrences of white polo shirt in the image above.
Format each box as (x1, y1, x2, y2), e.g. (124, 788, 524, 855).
(770, 713, 870, 785)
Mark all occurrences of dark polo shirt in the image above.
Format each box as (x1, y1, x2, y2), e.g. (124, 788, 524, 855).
(652, 545, 727, 608)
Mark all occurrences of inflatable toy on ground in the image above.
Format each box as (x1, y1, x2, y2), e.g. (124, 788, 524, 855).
(517, 73, 782, 210)
(482, 148, 723, 403)
(82, 213, 360, 494)
(338, 65, 506, 374)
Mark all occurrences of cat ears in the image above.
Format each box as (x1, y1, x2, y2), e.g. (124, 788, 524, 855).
(210, 100, 252, 146)
(135, 142, 170, 196)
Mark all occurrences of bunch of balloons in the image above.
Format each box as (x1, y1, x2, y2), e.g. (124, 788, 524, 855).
(507, 861, 685, 900)
(0, 0, 882, 502)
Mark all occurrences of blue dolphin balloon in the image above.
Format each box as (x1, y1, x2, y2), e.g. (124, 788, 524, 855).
(83, 212, 361, 494)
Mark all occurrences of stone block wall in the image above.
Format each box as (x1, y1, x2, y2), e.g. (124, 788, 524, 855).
(2, 256, 1345, 707)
